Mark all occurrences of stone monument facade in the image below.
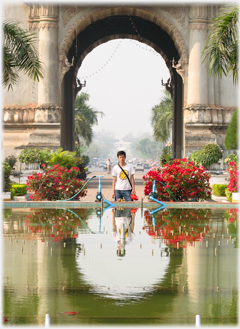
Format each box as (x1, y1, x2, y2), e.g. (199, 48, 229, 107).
(2, 3, 238, 162)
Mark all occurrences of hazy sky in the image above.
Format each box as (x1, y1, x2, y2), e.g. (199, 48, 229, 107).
(77, 39, 170, 140)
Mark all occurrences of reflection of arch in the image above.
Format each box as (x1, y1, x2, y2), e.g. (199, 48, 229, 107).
(59, 236, 184, 320)
(61, 8, 185, 158)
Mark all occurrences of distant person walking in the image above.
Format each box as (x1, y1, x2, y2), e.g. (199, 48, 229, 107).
(112, 150, 136, 201)
(106, 158, 112, 174)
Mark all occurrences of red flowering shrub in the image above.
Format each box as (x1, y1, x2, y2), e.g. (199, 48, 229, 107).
(143, 208, 211, 248)
(227, 161, 239, 192)
(26, 164, 87, 201)
(143, 158, 212, 201)
(25, 208, 89, 241)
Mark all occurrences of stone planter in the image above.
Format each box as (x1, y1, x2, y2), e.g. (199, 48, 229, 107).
(232, 192, 239, 203)
(2, 192, 11, 201)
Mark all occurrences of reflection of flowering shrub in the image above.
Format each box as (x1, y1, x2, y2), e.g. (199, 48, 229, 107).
(227, 161, 239, 193)
(224, 208, 238, 248)
(26, 208, 88, 241)
(143, 159, 212, 201)
(143, 208, 211, 248)
(26, 164, 87, 200)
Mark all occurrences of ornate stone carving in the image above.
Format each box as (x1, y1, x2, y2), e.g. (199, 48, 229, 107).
(75, 78, 86, 97)
(172, 57, 185, 83)
(28, 4, 58, 30)
(61, 56, 74, 81)
(189, 23, 207, 31)
(161, 78, 173, 97)
(61, 6, 86, 27)
(184, 105, 236, 125)
(3, 105, 62, 124)
(59, 6, 189, 65)
(29, 4, 58, 19)
(162, 6, 185, 28)
(189, 4, 208, 20)
(35, 107, 61, 123)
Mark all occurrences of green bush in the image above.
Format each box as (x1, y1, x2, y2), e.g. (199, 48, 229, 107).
(19, 148, 40, 164)
(200, 143, 223, 167)
(160, 145, 172, 166)
(38, 148, 52, 166)
(11, 188, 16, 199)
(11, 184, 27, 196)
(225, 188, 232, 202)
(3, 162, 12, 192)
(224, 153, 238, 165)
(212, 184, 228, 196)
(80, 154, 90, 167)
(189, 151, 205, 165)
(224, 109, 238, 150)
(48, 148, 78, 169)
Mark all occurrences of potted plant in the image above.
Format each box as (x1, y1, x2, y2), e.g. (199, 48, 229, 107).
(4, 155, 17, 169)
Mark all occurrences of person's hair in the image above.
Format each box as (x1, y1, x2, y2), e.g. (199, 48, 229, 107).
(117, 150, 126, 158)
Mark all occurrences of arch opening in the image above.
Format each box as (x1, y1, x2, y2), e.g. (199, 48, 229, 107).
(62, 15, 183, 158)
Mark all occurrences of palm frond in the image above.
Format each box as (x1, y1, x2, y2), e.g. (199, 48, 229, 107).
(3, 19, 44, 90)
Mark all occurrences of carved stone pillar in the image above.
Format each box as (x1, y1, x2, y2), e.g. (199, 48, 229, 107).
(29, 4, 59, 106)
(187, 5, 209, 106)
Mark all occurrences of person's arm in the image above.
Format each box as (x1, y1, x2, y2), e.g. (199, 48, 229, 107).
(112, 176, 117, 198)
(131, 174, 136, 194)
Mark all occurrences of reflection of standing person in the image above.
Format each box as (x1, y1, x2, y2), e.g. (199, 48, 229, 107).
(112, 150, 136, 201)
(112, 208, 135, 256)
(106, 158, 112, 174)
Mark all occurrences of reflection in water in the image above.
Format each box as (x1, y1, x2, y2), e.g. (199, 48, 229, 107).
(112, 208, 136, 256)
(2, 207, 238, 325)
(24, 208, 91, 240)
(75, 207, 170, 301)
(144, 208, 211, 248)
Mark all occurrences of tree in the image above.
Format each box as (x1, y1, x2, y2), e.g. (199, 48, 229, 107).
(74, 93, 104, 146)
(131, 137, 163, 160)
(3, 20, 44, 90)
(151, 90, 173, 143)
(202, 6, 238, 85)
(224, 109, 238, 150)
(84, 131, 117, 159)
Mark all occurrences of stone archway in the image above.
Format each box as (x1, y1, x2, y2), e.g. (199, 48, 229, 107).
(3, 4, 237, 163)
(60, 7, 188, 158)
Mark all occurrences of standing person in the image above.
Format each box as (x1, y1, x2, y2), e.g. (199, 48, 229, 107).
(106, 158, 112, 174)
(112, 150, 136, 201)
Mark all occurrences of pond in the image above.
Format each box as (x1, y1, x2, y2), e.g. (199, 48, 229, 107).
(2, 206, 238, 326)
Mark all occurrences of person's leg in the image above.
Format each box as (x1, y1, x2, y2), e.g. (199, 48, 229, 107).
(122, 190, 132, 201)
(115, 190, 123, 201)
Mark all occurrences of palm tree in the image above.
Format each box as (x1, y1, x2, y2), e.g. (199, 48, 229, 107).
(151, 90, 173, 143)
(75, 92, 104, 146)
(3, 19, 44, 90)
(202, 6, 238, 85)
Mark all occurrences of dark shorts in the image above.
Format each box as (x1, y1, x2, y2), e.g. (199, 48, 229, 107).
(115, 190, 132, 201)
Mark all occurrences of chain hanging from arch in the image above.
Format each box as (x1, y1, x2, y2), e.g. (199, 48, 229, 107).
(78, 40, 123, 80)
(78, 16, 163, 80)
(75, 5, 78, 57)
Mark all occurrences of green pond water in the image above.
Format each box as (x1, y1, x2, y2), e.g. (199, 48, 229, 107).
(2, 207, 238, 326)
